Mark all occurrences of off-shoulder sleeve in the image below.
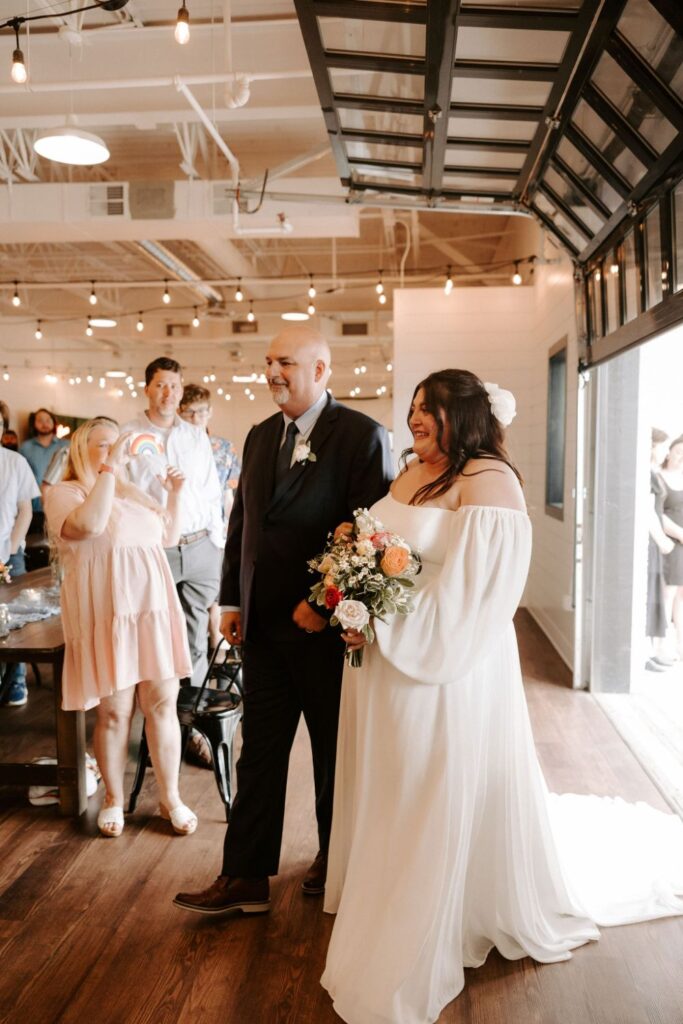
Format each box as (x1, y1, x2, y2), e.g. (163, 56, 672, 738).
(44, 482, 87, 540)
(374, 506, 532, 686)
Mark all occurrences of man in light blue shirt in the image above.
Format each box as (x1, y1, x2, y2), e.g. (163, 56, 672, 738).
(19, 408, 68, 520)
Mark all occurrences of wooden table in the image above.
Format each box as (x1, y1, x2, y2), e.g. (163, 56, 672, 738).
(0, 567, 86, 816)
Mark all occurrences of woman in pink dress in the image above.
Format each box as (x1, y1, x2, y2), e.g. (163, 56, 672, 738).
(44, 416, 196, 838)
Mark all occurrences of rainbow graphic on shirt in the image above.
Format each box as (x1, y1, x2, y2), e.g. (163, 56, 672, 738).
(129, 433, 165, 458)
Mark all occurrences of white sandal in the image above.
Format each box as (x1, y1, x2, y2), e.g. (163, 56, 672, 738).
(97, 803, 124, 838)
(159, 803, 198, 835)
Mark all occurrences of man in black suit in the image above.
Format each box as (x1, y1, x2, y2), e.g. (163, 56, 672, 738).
(174, 325, 393, 915)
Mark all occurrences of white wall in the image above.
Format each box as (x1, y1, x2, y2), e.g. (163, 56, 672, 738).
(392, 251, 579, 668)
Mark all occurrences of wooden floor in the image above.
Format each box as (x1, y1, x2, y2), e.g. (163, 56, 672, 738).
(1, 612, 682, 1024)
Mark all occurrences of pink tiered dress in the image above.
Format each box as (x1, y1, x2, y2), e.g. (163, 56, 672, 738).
(45, 482, 192, 711)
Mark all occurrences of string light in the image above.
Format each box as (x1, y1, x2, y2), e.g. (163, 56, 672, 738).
(610, 263, 619, 275)
(512, 262, 522, 286)
(235, 278, 244, 302)
(375, 273, 384, 296)
(444, 266, 453, 295)
(11, 282, 20, 307)
(86, 373, 93, 383)
(386, 362, 393, 372)
(192, 307, 200, 328)
(136, 313, 144, 332)
(10, 23, 27, 85)
(89, 282, 98, 306)
(45, 371, 57, 384)
(162, 281, 171, 304)
(307, 301, 316, 315)
(34, 320, 43, 340)
(86, 317, 93, 337)
(217, 387, 224, 395)
(595, 269, 601, 282)
(175, 1, 190, 45)
(2, 367, 9, 381)
(378, 292, 387, 306)
(308, 275, 316, 299)
(224, 393, 231, 401)
(247, 301, 255, 323)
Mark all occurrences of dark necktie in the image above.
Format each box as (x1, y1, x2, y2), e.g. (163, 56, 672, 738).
(275, 420, 298, 484)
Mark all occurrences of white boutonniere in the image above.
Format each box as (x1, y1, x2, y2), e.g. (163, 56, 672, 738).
(293, 440, 317, 464)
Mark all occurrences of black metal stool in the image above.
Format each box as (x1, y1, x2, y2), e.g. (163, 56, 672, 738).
(128, 642, 243, 821)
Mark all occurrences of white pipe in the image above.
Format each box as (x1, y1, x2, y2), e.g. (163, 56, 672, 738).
(175, 78, 239, 188)
(0, 69, 325, 96)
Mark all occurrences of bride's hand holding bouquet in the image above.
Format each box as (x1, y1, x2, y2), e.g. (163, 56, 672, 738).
(308, 507, 421, 667)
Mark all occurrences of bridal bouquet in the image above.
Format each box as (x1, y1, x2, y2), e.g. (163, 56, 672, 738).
(308, 507, 421, 667)
(0, 562, 11, 584)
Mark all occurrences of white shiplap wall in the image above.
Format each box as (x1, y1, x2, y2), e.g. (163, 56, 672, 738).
(393, 256, 579, 668)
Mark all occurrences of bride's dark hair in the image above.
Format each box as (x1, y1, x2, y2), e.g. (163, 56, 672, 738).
(400, 368, 522, 506)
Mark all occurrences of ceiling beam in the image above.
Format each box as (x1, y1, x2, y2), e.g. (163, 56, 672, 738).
(515, 0, 628, 202)
(446, 136, 529, 153)
(334, 94, 424, 116)
(422, 0, 461, 196)
(582, 82, 657, 169)
(458, 5, 579, 31)
(450, 102, 544, 121)
(646, 0, 683, 36)
(342, 128, 422, 147)
(293, 0, 351, 180)
(311, 1, 427, 23)
(538, 181, 594, 241)
(550, 153, 611, 220)
(452, 59, 559, 81)
(530, 202, 579, 256)
(349, 157, 421, 173)
(444, 165, 520, 178)
(577, 131, 683, 264)
(563, 123, 631, 199)
(324, 51, 425, 75)
(606, 32, 683, 134)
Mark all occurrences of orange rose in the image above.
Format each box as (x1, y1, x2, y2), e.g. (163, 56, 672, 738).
(333, 522, 354, 542)
(380, 546, 410, 576)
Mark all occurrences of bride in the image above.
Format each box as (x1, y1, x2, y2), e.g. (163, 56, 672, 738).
(320, 369, 683, 1024)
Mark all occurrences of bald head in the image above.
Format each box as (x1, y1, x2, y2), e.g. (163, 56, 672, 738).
(265, 325, 332, 418)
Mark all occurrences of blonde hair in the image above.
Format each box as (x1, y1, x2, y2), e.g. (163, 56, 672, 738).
(64, 417, 163, 514)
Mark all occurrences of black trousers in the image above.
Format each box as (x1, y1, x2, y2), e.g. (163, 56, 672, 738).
(222, 629, 345, 878)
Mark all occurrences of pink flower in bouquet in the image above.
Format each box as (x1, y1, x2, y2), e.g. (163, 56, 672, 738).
(370, 531, 392, 550)
(380, 546, 410, 577)
(325, 586, 344, 609)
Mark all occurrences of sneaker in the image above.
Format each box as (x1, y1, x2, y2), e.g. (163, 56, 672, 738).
(645, 658, 668, 673)
(4, 680, 27, 706)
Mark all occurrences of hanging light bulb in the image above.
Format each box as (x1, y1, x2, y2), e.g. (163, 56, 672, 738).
(11, 282, 20, 307)
(307, 301, 316, 316)
(162, 281, 171, 304)
(34, 321, 43, 340)
(175, 1, 190, 44)
(386, 361, 393, 372)
(192, 307, 200, 328)
(444, 266, 454, 295)
(89, 282, 98, 306)
(247, 301, 255, 323)
(86, 373, 94, 384)
(10, 23, 27, 85)
(378, 292, 387, 305)
(2, 367, 10, 382)
(375, 273, 384, 296)
(512, 262, 522, 286)
(86, 317, 93, 337)
(610, 263, 619, 275)
(235, 278, 244, 302)
(136, 313, 144, 332)
(308, 275, 316, 299)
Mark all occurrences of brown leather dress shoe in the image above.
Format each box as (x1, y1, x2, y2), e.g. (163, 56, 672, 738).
(302, 851, 327, 895)
(173, 876, 270, 915)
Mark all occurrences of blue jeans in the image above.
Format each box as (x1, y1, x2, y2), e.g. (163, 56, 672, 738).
(0, 550, 26, 689)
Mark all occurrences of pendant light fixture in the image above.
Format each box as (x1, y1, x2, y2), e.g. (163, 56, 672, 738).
(175, 1, 190, 45)
(34, 117, 109, 166)
(10, 22, 27, 84)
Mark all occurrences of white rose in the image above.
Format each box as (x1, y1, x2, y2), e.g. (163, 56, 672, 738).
(355, 539, 376, 560)
(335, 599, 370, 631)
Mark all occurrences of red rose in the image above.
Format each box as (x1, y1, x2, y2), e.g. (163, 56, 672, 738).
(370, 531, 392, 549)
(325, 586, 343, 609)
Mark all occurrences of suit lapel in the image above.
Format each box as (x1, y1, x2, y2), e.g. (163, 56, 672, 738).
(259, 415, 284, 509)
(267, 395, 340, 514)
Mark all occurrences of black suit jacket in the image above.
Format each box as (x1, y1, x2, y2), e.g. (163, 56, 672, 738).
(220, 394, 393, 642)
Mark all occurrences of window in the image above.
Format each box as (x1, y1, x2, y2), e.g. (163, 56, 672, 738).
(546, 339, 567, 520)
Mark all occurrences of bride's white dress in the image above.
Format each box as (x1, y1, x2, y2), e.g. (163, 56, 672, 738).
(321, 495, 683, 1024)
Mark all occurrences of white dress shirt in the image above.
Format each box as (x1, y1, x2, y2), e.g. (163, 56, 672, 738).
(122, 411, 223, 549)
(0, 449, 40, 562)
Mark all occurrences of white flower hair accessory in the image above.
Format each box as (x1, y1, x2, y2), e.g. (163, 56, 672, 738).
(483, 382, 516, 427)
